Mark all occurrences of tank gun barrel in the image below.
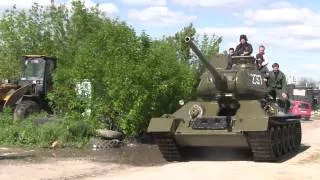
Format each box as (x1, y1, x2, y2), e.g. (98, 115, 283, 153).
(185, 36, 227, 92)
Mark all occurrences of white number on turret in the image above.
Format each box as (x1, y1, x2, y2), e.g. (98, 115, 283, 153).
(249, 74, 263, 85)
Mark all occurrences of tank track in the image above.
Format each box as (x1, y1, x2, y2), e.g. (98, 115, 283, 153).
(246, 119, 301, 162)
(153, 134, 182, 162)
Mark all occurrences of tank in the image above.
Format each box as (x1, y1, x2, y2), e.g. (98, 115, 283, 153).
(147, 36, 302, 162)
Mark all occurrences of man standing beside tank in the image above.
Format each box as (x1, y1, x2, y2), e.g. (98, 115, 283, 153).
(234, 34, 253, 56)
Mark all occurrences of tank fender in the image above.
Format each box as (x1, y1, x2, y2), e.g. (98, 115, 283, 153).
(147, 117, 182, 133)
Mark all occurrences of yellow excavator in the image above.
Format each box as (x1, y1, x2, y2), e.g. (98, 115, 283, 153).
(0, 55, 57, 120)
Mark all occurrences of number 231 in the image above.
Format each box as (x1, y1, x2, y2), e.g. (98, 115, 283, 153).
(250, 74, 263, 85)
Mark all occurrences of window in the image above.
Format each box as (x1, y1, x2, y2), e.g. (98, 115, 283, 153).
(298, 103, 310, 109)
(23, 58, 46, 79)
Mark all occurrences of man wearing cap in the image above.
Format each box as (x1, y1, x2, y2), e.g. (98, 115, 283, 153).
(234, 34, 253, 56)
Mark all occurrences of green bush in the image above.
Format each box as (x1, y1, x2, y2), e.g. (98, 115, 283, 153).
(0, 108, 94, 148)
(0, 0, 222, 143)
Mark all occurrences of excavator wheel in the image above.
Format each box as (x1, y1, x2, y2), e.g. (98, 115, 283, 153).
(13, 100, 40, 120)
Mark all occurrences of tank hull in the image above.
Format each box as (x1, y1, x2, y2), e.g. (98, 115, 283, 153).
(174, 132, 249, 147)
(148, 100, 302, 162)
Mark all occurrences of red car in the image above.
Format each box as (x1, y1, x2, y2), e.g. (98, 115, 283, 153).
(289, 100, 312, 120)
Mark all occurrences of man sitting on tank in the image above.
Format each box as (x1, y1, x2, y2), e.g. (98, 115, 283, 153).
(267, 63, 290, 112)
(255, 45, 269, 78)
(226, 47, 235, 69)
(234, 34, 253, 56)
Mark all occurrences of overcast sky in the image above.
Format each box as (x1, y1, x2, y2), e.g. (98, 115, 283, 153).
(1, 0, 319, 83)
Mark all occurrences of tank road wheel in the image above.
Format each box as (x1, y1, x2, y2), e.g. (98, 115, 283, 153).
(246, 126, 278, 162)
(270, 127, 280, 157)
(13, 100, 40, 120)
(153, 134, 182, 162)
(282, 126, 289, 154)
(274, 126, 283, 157)
(294, 122, 302, 150)
(287, 124, 295, 151)
(291, 125, 297, 151)
(269, 127, 276, 152)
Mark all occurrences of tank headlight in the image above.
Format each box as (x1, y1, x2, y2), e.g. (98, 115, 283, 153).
(220, 103, 227, 108)
(188, 104, 203, 119)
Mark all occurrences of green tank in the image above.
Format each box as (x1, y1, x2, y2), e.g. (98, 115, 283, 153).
(147, 36, 302, 162)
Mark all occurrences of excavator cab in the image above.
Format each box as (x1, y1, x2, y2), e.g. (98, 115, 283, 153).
(19, 55, 56, 97)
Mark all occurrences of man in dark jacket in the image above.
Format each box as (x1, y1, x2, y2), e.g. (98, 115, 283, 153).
(267, 63, 290, 112)
(234, 34, 253, 56)
(255, 45, 269, 77)
(226, 48, 235, 69)
(267, 63, 286, 97)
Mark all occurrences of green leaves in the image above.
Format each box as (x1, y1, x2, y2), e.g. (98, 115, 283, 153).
(0, 2, 69, 80)
(0, 1, 221, 137)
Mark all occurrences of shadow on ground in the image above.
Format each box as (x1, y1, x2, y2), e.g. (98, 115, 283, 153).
(178, 144, 310, 163)
(180, 147, 253, 161)
(277, 144, 310, 163)
(0, 138, 311, 166)
(84, 142, 311, 165)
(0, 151, 36, 161)
(5, 143, 168, 166)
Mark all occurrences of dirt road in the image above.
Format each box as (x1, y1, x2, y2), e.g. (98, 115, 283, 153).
(1, 119, 320, 180)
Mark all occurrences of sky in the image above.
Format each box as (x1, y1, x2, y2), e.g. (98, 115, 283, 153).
(1, 0, 320, 83)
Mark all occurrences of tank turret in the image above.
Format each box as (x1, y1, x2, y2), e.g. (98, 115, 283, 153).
(185, 36, 267, 99)
(185, 36, 228, 92)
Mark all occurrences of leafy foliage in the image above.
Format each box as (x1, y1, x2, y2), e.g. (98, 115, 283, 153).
(297, 77, 319, 88)
(0, 108, 93, 147)
(0, 0, 222, 141)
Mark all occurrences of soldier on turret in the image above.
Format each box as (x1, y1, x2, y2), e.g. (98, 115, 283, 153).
(229, 47, 235, 56)
(226, 48, 235, 69)
(234, 34, 253, 56)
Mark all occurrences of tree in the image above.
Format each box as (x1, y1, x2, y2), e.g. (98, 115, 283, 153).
(196, 33, 222, 73)
(173, 23, 197, 64)
(297, 77, 318, 88)
(0, 1, 222, 136)
(0, 2, 69, 80)
(46, 1, 198, 135)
